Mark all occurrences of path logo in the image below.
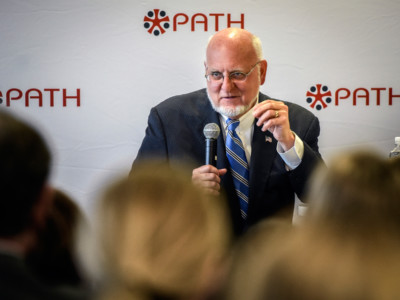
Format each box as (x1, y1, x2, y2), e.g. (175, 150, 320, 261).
(143, 9, 245, 36)
(306, 84, 399, 109)
(306, 84, 332, 110)
(0, 88, 81, 107)
(144, 9, 170, 36)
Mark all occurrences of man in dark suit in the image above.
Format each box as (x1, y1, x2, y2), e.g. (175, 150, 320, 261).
(133, 28, 323, 235)
(0, 110, 88, 299)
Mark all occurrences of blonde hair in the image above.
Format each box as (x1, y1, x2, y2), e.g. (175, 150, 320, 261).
(263, 226, 400, 300)
(225, 223, 400, 300)
(95, 161, 232, 299)
(305, 150, 400, 235)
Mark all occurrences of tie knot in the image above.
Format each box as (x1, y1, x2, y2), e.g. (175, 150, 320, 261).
(226, 118, 240, 131)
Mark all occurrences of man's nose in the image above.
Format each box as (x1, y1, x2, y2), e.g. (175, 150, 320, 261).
(220, 74, 235, 91)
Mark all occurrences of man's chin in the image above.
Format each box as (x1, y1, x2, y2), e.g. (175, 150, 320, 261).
(206, 91, 250, 118)
(214, 105, 249, 118)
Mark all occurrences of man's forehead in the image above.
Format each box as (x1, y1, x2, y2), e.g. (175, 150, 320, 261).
(205, 51, 256, 70)
(205, 64, 247, 72)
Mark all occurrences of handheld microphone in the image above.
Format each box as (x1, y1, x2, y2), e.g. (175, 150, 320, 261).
(203, 123, 220, 166)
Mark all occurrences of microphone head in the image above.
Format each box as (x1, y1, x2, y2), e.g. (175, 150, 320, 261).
(203, 123, 220, 140)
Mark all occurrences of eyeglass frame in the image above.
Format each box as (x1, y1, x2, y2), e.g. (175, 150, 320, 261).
(204, 60, 263, 83)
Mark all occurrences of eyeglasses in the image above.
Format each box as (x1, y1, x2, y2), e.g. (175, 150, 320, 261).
(205, 61, 262, 83)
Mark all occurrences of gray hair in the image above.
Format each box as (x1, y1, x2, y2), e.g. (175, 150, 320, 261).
(252, 34, 263, 60)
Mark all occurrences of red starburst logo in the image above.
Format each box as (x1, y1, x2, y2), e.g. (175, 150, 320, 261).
(306, 84, 332, 110)
(143, 9, 170, 36)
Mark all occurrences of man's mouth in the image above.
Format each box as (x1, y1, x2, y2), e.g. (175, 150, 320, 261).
(220, 95, 239, 100)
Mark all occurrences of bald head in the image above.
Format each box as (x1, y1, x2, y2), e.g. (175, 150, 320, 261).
(206, 28, 263, 62)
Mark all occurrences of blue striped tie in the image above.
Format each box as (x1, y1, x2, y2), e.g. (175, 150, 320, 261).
(225, 118, 249, 220)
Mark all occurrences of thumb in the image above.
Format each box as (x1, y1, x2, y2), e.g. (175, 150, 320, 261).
(218, 168, 228, 176)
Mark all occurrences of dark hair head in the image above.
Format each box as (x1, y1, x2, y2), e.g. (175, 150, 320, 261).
(0, 110, 51, 237)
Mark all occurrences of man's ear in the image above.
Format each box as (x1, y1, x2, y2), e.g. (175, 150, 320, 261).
(32, 184, 54, 229)
(259, 59, 268, 85)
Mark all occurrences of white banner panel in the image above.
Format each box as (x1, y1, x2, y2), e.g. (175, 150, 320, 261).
(1, 0, 399, 216)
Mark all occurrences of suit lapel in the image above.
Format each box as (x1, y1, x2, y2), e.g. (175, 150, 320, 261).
(247, 94, 278, 220)
(249, 124, 277, 198)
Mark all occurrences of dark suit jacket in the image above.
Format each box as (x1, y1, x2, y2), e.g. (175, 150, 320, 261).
(133, 88, 323, 235)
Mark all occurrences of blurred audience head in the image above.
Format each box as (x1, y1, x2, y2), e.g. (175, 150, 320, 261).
(223, 218, 293, 300)
(27, 188, 86, 287)
(82, 161, 232, 300)
(231, 225, 400, 300)
(304, 150, 400, 235)
(0, 110, 51, 239)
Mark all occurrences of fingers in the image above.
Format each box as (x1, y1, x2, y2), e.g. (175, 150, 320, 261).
(218, 168, 228, 177)
(253, 100, 288, 126)
(192, 165, 227, 195)
(252, 100, 295, 150)
(259, 109, 288, 131)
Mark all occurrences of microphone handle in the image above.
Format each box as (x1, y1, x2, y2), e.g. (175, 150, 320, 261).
(205, 138, 217, 166)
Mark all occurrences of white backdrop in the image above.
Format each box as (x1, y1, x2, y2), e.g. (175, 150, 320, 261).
(1, 0, 399, 217)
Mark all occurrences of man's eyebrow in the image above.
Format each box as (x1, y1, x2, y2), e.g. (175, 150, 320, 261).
(206, 67, 244, 72)
(229, 68, 244, 73)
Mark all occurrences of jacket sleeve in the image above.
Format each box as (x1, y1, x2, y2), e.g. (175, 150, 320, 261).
(131, 107, 168, 171)
(288, 115, 325, 199)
